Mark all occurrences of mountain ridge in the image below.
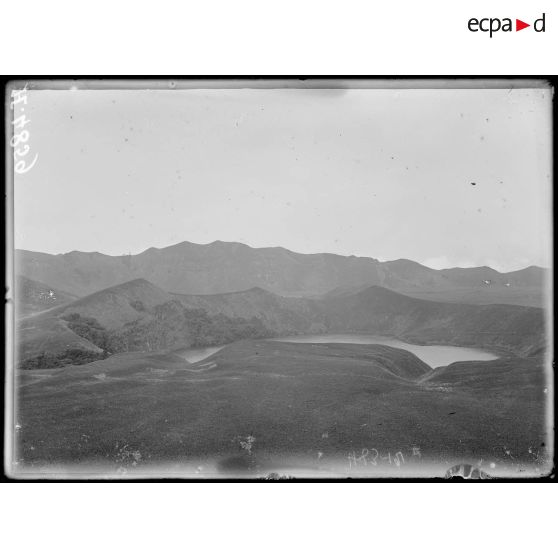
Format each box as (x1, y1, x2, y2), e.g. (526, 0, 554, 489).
(15, 240, 547, 306)
(16, 242, 548, 273)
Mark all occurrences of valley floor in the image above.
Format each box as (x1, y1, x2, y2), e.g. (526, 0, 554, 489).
(10, 340, 552, 479)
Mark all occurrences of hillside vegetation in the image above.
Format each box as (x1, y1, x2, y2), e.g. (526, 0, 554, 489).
(16, 279, 546, 368)
(321, 285, 545, 356)
(16, 280, 273, 368)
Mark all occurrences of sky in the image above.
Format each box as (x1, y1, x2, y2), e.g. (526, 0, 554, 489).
(13, 85, 552, 271)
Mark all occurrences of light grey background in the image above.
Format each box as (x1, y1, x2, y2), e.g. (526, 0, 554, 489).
(14, 86, 552, 271)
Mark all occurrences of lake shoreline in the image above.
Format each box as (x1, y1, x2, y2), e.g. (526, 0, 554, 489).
(176, 333, 501, 369)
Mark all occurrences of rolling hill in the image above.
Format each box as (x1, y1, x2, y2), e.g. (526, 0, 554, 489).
(175, 286, 324, 334)
(15, 275, 78, 317)
(15, 240, 547, 306)
(320, 285, 545, 357)
(16, 279, 274, 367)
(16, 278, 546, 368)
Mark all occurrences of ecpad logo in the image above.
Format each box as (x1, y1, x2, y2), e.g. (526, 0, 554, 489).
(468, 13, 546, 37)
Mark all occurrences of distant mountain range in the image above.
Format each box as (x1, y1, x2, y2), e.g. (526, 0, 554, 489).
(15, 240, 547, 306)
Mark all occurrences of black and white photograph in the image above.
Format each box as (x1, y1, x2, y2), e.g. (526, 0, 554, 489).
(4, 78, 554, 479)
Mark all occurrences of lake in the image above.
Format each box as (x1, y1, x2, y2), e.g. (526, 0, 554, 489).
(272, 334, 499, 368)
(177, 334, 499, 368)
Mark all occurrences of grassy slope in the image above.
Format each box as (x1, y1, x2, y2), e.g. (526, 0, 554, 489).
(385, 286, 544, 308)
(15, 340, 549, 475)
(322, 286, 545, 356)
(16, 279, 172, 363)
(54, 278, 172, 329)
(17, 314, 104, 362)
(175, 287, 325, 334)
(15, 275, 78, 317)
(16, 279, 546, 367)
(16, 279, 272, 363)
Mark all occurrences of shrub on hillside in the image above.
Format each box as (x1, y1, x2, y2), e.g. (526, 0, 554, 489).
(184, 309, 273, 346)
(18, 348, 106, 369)
(62, 313, 117, 353)
(129, 300, 146, 312)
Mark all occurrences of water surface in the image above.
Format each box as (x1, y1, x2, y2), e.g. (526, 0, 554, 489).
(272, 333, 498, 368)
(177, 334, 499, 368)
